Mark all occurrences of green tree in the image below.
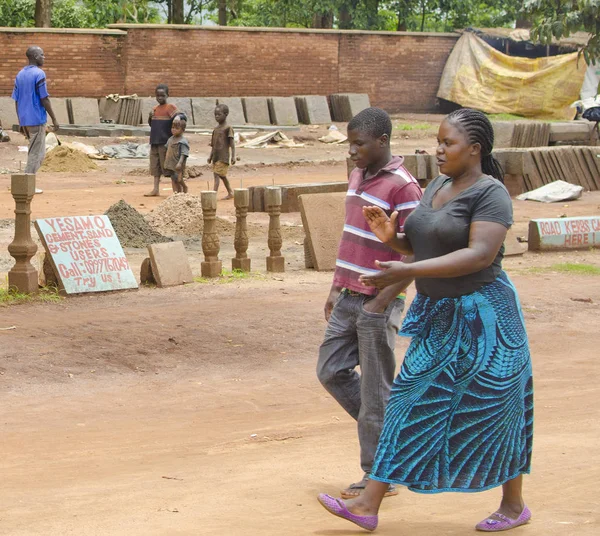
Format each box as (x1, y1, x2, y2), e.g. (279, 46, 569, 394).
(52, 0, 96, 27)
(526, 0, 600, 63)
(0, 0, 35, 27)
(82, 0, 161, 26)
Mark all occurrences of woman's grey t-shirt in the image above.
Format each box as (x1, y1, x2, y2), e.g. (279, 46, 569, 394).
(404, 175, 513, 300)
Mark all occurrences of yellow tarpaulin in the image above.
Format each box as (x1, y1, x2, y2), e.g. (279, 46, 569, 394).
(437, 33, 587, 120)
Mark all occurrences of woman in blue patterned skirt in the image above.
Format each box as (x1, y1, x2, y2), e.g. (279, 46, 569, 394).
(318, 109, 533, 533)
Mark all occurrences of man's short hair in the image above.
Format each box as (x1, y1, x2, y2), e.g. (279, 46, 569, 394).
(26, 46, 42, 60)
(215, 103, 229, 115)
(347, 107, 392, 140)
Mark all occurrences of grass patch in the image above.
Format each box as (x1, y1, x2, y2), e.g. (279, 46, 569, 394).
(194, 269, 267, 284)
(0, 286, 63, 306)
(524, 263, 600, 276)
(395, 123, 433, 131)
(486, 113, 527, 121)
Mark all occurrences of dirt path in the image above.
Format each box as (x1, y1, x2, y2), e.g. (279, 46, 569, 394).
(0, 266, 599, 535)
(0, 117, 599, 535)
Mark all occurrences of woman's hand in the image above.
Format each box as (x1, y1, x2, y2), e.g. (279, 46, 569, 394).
(359, 261, 412, 289)
(362, 206, 398, 244)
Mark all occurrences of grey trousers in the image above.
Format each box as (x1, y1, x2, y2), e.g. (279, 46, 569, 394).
(317, 291, 404, 474)
(24, 124, 46, 174)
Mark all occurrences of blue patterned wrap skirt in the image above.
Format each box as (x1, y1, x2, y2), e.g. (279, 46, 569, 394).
(370, 272, 533, 493)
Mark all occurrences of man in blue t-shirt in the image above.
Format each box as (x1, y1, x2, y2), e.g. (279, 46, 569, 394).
(12, 46, 59, 191)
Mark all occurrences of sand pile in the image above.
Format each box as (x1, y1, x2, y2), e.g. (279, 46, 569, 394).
(105, 200, 171, 248)
(40, 146, 100, 173)
(145, 193, 235, 238)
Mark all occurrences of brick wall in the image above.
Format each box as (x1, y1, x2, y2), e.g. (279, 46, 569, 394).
(0, 25, 458, 112)
(0, 29, 126, 98)
(121, 27, 341, 99)
(338, 33, 458, 112)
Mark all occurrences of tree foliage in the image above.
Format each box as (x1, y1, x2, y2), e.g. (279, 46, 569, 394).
(0, 0, 534, 32)
(526, 0, 600, 63)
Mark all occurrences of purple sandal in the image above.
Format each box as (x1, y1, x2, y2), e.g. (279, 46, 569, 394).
(317, 493, 378, 532)
(476, 506, 532, 532)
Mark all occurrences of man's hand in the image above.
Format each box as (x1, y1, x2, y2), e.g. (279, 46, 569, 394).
(207, 157, 212, 164)
(148, 110, 154, 121)
(175, 163, 182, 172)
(51, 119, 59, 132)
(359, 261, 412, 290)
(324, 287, 342, 322)
(231, 157, 236, 166)
(362, 206, 398, 244)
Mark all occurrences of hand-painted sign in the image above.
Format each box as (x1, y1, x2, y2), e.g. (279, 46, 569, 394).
(528, 216, 600, 251)
(35, 215, 138, 294)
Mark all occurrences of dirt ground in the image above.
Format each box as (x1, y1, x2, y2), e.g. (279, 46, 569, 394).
(0, 117, 599, 535)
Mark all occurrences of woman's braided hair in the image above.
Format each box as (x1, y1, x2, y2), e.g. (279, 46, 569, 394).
(446, 108, 504, 183)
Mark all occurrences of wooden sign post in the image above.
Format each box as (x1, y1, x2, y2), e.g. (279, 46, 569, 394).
(35, 215, 138, 294)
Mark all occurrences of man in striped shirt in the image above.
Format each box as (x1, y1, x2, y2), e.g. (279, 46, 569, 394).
(317, 107, 422, 499)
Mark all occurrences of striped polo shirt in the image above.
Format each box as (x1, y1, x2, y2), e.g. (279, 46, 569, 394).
(149, 103, 179, 145)
(333, 156, 422, 296)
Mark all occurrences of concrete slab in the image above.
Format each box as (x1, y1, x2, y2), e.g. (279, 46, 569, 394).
(347, 93, 371, 117)
(148, 241, 194, 288)
(295, 95, 331, 124)
(299, 192, 346, 271)
(68, 97, 100, 125)
(99, 98, 120, 123)
(242, 97, 270, 125)
(139, 97, 156, 125)
(281, 182, 348, 212)
(0, 97, 19, 129)
(268, 97, 298, 126)
(248, 182, 348, 212)
(549, 121, 594, 143)
(504, 228, 526, 256)
(50, 97, 70, 126)
(169, 97, 193, 123)
(217, 97, 246, 125)
(330, 93, 371, 121)
(492, 121, 516, 148)
(191, 97, 218, 127)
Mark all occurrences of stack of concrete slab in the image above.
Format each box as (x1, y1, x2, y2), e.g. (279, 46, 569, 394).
(493, 120, 596, 148)
(242, 97, 270, 125)
(68, 97, 101, 125)
(116, 97, 142, 126)
(191, 97, 217, 127)
(294, 95, 331, 124)
(57, 124, 149, 137)
(299, 192, 346, 271)
(329, 93, 371, 121)
(267, 97, 299, 126)
(216, 97, 246, 125)
(494, 146, 600, 193)
(1, 95, 70, 128)
(511, 121, 551, 148)
(248, 182, 348, 212)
